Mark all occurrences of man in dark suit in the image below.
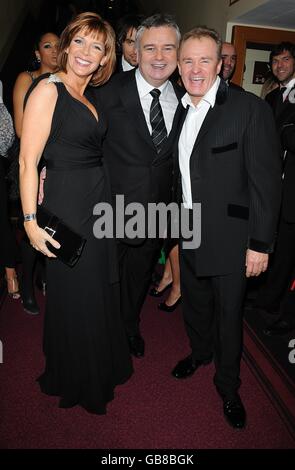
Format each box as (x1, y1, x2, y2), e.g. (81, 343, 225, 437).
(115, 14, 144, 73)
(94, 14, 184, 358)
(171, 27, 281, 429)
(220, 41, 244, 91)
(254, 42, 295, 335)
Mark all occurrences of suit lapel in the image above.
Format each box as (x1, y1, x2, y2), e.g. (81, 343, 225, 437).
(120, 72, 185, 157)
(190, 79, 228, 155)
(265, 88, 277, 109)
(155, 81, 185, 157)
(120, 71, 155, 151)
(173, 105, 189, 164)
(273, 85, 295, 121)
(276, 95, 295, 128)
(191, 105, 220, 155)
(158, 101, 185, 156)
(172, 80, 185, 102)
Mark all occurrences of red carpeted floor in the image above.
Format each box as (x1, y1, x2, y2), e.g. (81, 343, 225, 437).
(0, 289, 294, 449)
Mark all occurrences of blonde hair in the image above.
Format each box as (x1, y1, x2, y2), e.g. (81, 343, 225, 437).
(180, 26, 222, 60)
(57, 12, 116, 86)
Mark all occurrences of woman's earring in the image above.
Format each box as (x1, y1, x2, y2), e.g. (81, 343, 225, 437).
(36, 57, 41, 63)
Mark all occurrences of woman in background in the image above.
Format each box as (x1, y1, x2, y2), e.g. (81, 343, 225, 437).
(260, 71, 278, 100)
(150, 245, 181, 312)
(13, 32, 59, 314)
(13, 32, 59, 136)
(0, 95, 19, 298)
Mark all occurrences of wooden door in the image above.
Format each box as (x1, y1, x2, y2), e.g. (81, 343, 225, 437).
(231, 25, 295, 86)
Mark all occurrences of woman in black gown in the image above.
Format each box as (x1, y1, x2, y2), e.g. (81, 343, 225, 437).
(19, 12, 133, 414)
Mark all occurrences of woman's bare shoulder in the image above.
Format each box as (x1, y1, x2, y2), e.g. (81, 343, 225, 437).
(14, 71, 34, 92)
(28, 76, 58, 101)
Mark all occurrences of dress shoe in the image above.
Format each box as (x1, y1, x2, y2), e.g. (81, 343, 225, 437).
(223, 395, 246, 429)
(263, 319, 295, 336)
(251, 304, 280, 316)
(149, 282, 172, 297)
(128, 335, 145, 358)
(158, 296, 181, 312)
(59, 397, 78, 409)
(172, 354, 212, 379)
(21, 278, 40, 315)
(21, 295, 40, 315)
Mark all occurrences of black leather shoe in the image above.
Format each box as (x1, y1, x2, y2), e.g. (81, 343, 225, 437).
(128, 335, 145, 358)
(59, 397, 78, 409)
(149, 282, 172, 297)
(263, 319, 295, 336)
(21, 278, 40, 315)
(251, 304, 280, 316)
(223, 395, 246, 429)
(158, 297, 181, 312)
(21, 296, 40, 315)
(172, 354, 212, 379)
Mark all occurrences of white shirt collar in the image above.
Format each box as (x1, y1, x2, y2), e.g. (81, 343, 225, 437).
(283, 77, 295, 90)
(181, 76, 221, 109)
(135, 68, 169, 99)
(121, 55, 135, 72)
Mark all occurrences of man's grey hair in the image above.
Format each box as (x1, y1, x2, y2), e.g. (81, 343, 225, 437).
(135, 13, 181, 49)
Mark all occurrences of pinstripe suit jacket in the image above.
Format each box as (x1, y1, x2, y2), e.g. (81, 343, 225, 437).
(266, 87, 295, 223)
(174, 79, 282, 276)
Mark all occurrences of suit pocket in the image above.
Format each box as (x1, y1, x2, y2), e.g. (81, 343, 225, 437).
(212, 142, 238, 154)
(228, 204, 249, 220)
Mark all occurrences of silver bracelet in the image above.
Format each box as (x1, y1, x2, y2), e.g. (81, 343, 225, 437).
(23, 213, 36, 222)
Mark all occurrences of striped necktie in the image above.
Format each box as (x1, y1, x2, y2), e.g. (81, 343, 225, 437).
(150, 88, 167, 153)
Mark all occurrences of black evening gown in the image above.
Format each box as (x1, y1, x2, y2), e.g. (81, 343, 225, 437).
(38, 76, 133, 414)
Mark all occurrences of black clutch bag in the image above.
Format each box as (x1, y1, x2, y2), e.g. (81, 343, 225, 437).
(37, 205, 86, 267)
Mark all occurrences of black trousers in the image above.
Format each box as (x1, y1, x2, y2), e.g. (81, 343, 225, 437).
(0, 158, 18, 269)
(117, 238, 162, 336)
(255, 218, 295, 314)
(180, 245, 247, 398)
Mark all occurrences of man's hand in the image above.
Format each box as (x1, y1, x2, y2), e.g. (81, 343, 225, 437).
(38, 166, 46, 205)
(245, 249, 268, 277)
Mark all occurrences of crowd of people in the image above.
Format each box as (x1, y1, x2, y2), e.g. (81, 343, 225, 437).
(1, 9, 294, 430)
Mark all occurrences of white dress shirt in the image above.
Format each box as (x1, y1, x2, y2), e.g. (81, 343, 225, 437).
(179, 76, 220, 209)
(121, 56, 135, 72)
(135, 68, 178, 136)
(282, 77, 295, 101)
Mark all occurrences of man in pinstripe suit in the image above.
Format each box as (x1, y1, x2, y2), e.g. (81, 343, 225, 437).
(171, 27, 282, 429)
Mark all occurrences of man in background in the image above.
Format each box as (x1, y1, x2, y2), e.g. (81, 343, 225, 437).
(220, 41, 244, 91)
(115, 14, 144, 72)
(254, 42, 295, 336)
